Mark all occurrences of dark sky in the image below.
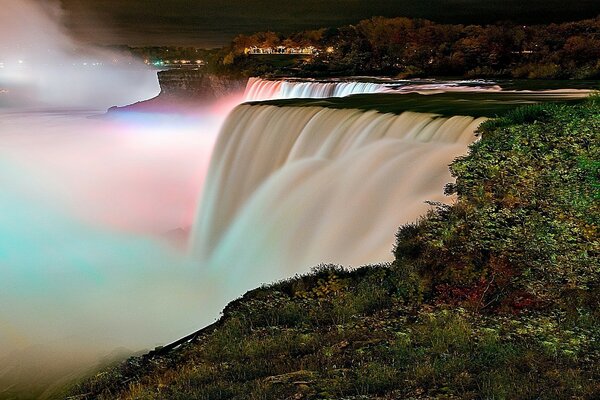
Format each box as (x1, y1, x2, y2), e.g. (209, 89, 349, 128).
(59, 0, 600, 47)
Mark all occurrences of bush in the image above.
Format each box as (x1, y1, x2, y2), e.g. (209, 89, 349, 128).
(511, 63, 562, 79)
(394, 99, 600, 311)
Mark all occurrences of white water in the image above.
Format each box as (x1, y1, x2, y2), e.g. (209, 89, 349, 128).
(244, 77, 387, 101)
(243, 77, 508, 101)
(192, 105, 485, 285)
(243, 77, 595, 102)
(0, 107, 240, 396)
(0, 1, 237, 394)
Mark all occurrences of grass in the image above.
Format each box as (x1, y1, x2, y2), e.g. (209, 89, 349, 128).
(69, 280, 600, 399)
(247, 91, 588, 118)
(69, 99, 599, 399)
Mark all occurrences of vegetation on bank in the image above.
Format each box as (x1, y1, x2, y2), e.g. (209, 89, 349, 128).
(205, 16, 600, 79)
(124, 16, 600, 80)
(70, 99, 599, 399)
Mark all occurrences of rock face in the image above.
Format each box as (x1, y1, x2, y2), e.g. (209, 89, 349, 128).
(109, 69, 247, 113)
(156, 69, 247, 101)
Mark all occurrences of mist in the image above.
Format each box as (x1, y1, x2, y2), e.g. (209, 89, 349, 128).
(0, 1, 245, 396)
(0, 105, 259, 397)
(0, 0, 159, 109)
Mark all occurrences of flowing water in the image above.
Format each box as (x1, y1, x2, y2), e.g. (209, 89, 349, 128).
(244, 77, 387, 101)
(243, 76, 505, 101)
(191, 106, 485, 284)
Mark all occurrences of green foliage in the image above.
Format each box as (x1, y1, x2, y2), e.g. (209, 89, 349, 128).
(397, 100, 600, 311)
(71, 304, 600, 399)
(512, 63, 561, 79)
(483, 103, 552, 129)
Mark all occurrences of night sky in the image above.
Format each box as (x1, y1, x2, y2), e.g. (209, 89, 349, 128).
(60, 0, 600, 47)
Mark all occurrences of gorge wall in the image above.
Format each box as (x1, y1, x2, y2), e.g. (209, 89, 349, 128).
(109, 69, 248, 113)
(157, 69, 248, 101)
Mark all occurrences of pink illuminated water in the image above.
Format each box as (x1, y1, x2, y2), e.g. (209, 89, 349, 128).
(1, 111, 218, 233)
(0, 3, 248, 388)
(0, 102, 246, 393)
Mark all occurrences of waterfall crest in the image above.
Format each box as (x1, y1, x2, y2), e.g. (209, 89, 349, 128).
(243, 77, 507, 101)
(244, 77, 387, 101)
(191, 105, 485, 280)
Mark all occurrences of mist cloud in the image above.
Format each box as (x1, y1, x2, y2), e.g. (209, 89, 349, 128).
(0, 0, 159, 109)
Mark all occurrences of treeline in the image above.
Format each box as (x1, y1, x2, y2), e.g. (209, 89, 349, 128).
(215, 16, 600, 78)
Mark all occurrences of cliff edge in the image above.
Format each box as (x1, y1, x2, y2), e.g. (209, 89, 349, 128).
(108, 69, 247, 113)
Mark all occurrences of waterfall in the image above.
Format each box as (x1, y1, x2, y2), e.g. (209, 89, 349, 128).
(244, 77, 388, 101)
(191, 105, 485, 282)
(242, 77, 507, 101)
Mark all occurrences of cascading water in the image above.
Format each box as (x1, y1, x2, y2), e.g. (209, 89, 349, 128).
(243, 77, 508, 102)
(191, 105, 485, 286)
(244, 77, 388, 101)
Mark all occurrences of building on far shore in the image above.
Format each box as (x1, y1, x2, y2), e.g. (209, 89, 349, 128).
(144, 59, 206, 67)
(244, 46, 319, 55)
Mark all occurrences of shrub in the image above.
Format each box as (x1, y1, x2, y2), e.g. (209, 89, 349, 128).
(394, 99, 600, 311)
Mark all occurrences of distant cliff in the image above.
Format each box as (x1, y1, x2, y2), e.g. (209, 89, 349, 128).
(109, 69, 247, 113)
(156, 69, 247, 100)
